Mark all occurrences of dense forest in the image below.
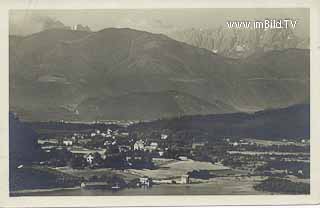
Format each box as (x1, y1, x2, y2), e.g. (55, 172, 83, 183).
(129, 104, 310, 141)
(254, 177, 310, 194)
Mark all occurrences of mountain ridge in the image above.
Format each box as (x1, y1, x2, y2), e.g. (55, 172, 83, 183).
(129, 104, 310, 140)
(9, 28, 309, 121)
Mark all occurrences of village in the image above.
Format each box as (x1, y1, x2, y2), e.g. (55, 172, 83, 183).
(31, 124, 310, 193)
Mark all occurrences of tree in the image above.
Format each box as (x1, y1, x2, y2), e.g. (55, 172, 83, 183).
(70, 155, 86, 169)
(9, 112, 42, 168)
(92, 152, 103, 167)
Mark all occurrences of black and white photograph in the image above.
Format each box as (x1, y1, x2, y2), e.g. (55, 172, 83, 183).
(8, 7, 311, 197)
(1, 1, 319, 207)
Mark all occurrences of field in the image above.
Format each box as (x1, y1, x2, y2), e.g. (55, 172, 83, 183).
(56, 167, 138, 181)
(128, 159, 230, 179)
(69, 147, 106, 156)
(227, 151, 309, 156)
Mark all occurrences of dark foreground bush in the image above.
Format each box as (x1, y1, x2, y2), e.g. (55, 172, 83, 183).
(10, 166, 82, 191)
(254, 177, 310, 194)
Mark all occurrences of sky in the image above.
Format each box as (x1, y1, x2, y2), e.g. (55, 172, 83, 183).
(9, 8, 309, 38)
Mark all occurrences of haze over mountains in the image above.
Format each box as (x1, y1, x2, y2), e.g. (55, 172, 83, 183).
(9, 28, 309, 121)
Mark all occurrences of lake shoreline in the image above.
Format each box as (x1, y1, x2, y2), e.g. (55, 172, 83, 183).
(10, 186, 81, 196)
(10, 176, 269, 196)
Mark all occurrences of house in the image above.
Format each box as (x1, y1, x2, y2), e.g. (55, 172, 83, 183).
(150, 142, 158, 150)
(139, 177, 151, 187)
(134, 140, 145, 150)
(38, 138, 59, 145)
(144, 146, 152, 152)
(118, 145, 131, 153)
(161, 134, 168, 140)
(178, 156, 188, 161)
(63, 140, 73, 146)
(240, 142, 249, 145)
(232, 142, 239, 147)
(86, 154, 94, 164)
(142, 142, 159, 152)
(91, 133, 96, 137)
(120, 132, 129, 136)
(158, 151, 164, 157)
(78, 138, 92, 145)
(126, 156, 142, 161)
(212, 49, 218, 53)
(181, 175, 190, 184)
(106, 129, 112, 137)
(192, 142, 206, 149)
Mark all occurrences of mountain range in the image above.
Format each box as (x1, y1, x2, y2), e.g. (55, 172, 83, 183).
(9, 28, 309, 121)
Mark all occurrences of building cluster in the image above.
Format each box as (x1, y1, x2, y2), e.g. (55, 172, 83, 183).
(37, 126, 310, 185)
(38, 128, 173, 168)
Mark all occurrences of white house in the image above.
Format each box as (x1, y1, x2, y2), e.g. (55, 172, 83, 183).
(134, 140, 145, 150)
(139, 177, 151, 187)
(107, 129, 112, 135)
(233, 142, 239, 147)
(161, 134, 168, 140)
(118, 145, 130, 153)
(63, 140, 73, 146)
(86, 154, 94, 164)
(192, 142, 205, 149)
(158, 151, 164, 157)
(150, 142, 158, 150)
(181, 175, 190, 184)
(121, 132, 129, 136)
(178, 156, 188, 161)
